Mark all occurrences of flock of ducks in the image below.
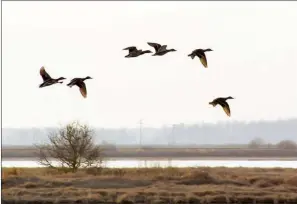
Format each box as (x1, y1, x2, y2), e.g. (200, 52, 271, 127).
(38, 42, 234, 116)
(39, 67, 92, 98)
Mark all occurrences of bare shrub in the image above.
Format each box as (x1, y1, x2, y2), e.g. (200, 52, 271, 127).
(248, 137, 265, 149)
(35, 121, 103, 172)
(276, 140, 297, 150)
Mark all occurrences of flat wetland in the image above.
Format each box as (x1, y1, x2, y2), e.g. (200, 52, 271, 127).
(2, 166, 297, 204)
(3, 146, 297, 159)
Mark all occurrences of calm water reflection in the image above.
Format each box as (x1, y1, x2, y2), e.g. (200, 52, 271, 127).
(2, 158, 297, 168)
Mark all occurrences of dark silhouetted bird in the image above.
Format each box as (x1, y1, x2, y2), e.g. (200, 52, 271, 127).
(209, 96, 234, 117)
(67, 76, 92, 98)
(39, 66, 66, 88)
(188, 48, 213, 68)
(123, 46, 152, 58)
(147, 42, 176, 56)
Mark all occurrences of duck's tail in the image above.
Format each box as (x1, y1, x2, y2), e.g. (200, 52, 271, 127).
(209, 102, 216, 107)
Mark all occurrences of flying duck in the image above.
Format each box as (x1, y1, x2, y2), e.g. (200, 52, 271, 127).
(209, 96, 234, 117)
(188, 48, 213, 68)
(147, 42, 176, 56)
(67, 76, 92, 98)
(123, 46, 152, 58)
(39, 66, 66, 88)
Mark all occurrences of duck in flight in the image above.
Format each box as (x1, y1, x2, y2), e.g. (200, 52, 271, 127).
(188, 48, 213, 68)
(147, 42, 176, 56)
(67, 76, 92, 98)
(209, 96, 234, 117)
(39, 66, 66, 88)
(123, 46, 152, 58)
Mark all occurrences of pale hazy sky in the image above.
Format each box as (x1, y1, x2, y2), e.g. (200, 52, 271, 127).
(3, 1, 297, 128)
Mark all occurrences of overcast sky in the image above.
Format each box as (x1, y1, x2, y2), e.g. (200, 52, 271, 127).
(3, 1, 297, 128)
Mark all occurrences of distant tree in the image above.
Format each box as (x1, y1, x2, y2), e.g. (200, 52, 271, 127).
(35, 121, 103, 172)
(276, 140, 297, 150)
(248, 137, 265, 149)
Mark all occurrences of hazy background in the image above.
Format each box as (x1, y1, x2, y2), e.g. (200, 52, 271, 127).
(2, 119, 297, 146)
(2, 2, 297, 145)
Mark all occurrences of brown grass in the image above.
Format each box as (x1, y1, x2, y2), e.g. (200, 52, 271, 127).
(2, 167, 297, 203)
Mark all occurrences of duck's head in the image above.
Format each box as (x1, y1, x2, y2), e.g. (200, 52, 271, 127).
(226, 96, 234, 100)
(85, 76, 93, 80)
(169, 49, 177, 52)
(140, 50, 152, 55)
(141, 50, 153, 54)
(58, 77, 66, 80)
(204, 48, 213, 52)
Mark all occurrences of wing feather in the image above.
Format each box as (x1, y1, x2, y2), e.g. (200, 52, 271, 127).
(199, 53, 208, 68)
(123, 46, 138, 53)
(40, 66, 52, 81)
(158, 45, 167, 52)
(147, 42, 162, 52)
(77, 81, 87, 98)
(220, 101, 231, 117)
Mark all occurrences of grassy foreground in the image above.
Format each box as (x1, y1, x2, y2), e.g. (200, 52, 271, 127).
(2, 167, 297, 204)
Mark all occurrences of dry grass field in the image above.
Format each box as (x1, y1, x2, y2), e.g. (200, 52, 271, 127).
(2, 167, 297, 204)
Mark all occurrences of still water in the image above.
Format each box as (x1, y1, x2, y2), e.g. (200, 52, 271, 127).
(2, 158, 297, 168)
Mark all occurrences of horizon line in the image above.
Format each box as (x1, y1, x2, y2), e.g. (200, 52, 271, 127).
(3, 117, 297, 129)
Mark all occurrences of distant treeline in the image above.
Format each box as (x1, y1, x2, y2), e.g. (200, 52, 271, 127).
(3, 119, 297, 146)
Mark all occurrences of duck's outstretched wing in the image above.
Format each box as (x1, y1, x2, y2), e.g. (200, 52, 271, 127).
(198, 53, 208, 68)
(67, 78, 78, 86)
(123, 46, 138, 53)
(40, 66, 52, 81)
(158, 45, 167, 52)
(219, 101, 231, 117)
(77, 81, 87, 98)
(147, 42, 162, 52)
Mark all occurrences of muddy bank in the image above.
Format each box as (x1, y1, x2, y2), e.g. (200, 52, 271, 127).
(3, 146, 297, 159)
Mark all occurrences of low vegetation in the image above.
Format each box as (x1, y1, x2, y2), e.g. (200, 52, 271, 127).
(3, 123, 297, 203)
(248, 137, 297, 150)
(35, 121, 103, 172)
(2, 167, 297, 203)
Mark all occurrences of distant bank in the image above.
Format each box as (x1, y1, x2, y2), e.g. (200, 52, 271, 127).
(2, 146, 297, 160)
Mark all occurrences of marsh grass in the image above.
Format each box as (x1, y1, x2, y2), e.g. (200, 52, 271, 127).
(2, 167, 297, 203)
